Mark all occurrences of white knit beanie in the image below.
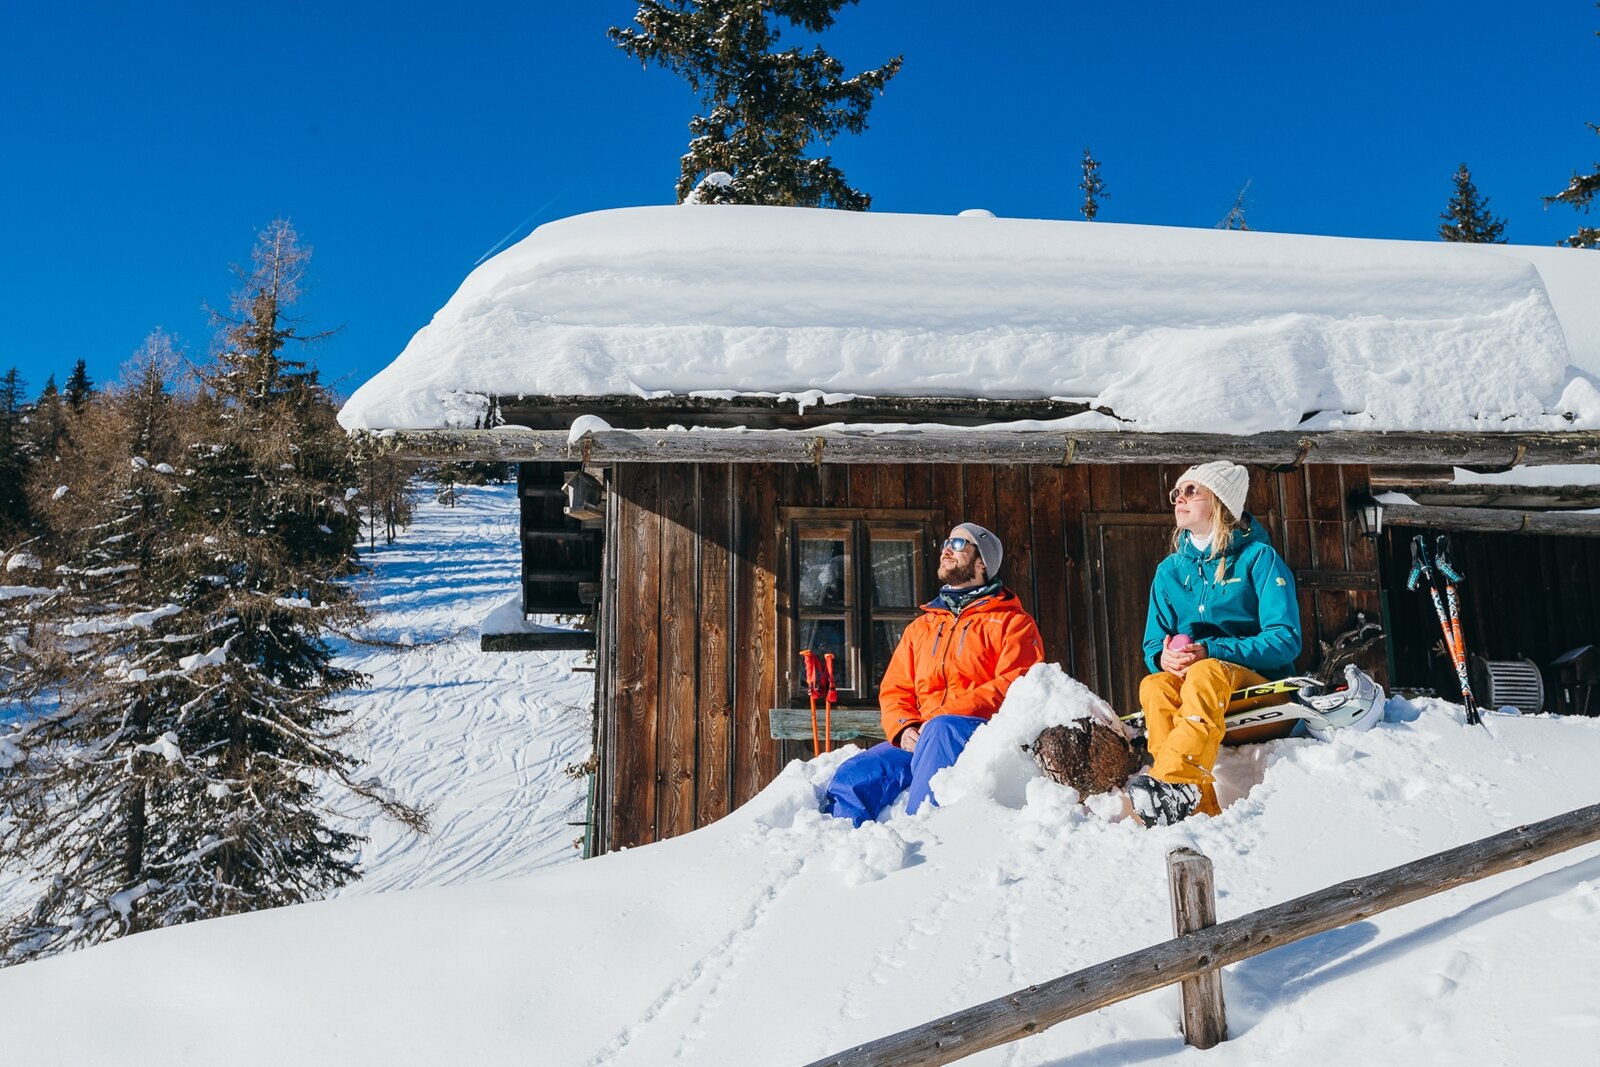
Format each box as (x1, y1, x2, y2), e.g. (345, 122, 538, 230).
(954, 523, 1003, 579)
(1178, 461, 1249, 520)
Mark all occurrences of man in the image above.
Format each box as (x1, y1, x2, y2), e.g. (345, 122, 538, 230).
(822, 523, 1044, 826)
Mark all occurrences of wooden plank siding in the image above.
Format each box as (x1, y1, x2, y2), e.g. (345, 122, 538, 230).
(596, 460, 1385, 853)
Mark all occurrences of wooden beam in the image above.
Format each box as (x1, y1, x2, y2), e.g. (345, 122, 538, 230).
(1382, 503, 1600, 538)
(806, 801, 1600, 1067)
(363, 427, 1600, 469)
(493, 392, 1104, 430)
(1382, 483, 1600, 510)
(480, 630, 596, 652)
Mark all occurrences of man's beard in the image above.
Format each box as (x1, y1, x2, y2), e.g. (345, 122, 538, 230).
(938, 556, 980, 586)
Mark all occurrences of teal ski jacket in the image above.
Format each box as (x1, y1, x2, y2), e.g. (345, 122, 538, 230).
(1141, 515, 1302, 679)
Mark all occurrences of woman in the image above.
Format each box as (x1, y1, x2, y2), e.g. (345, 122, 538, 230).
(1129, 461, 1301, 827)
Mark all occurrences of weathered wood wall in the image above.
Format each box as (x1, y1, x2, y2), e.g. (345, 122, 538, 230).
(594, 461, 1379, 852)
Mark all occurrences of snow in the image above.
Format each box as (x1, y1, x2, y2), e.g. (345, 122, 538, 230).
(6, 613, 1600, 1064)
(6, 486, 1600, 1064)
(337, 205, 1600, 434)
(5, 552, 42, 572)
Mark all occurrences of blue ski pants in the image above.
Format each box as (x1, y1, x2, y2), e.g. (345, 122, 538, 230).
(822, 714, 985, 826)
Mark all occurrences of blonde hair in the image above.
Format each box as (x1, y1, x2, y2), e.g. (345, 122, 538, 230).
(1170, 488, 1243, 580)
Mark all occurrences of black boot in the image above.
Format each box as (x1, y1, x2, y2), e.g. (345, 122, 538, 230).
(1127, 773, 1200, 827)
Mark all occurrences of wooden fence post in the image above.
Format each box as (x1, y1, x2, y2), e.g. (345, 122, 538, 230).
(1167, 847, 1226, 1049)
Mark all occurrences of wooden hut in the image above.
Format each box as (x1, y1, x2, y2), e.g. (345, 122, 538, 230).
(341, 206, 1600, 855)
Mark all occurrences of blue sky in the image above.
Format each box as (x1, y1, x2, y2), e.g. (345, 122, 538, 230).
(3, 1, 1597, 401)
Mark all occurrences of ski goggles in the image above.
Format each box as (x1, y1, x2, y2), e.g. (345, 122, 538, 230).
(941, 536, 974, 553)
(1169, 483, 1205, 504)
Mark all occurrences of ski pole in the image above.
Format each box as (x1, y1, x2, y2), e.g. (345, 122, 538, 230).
(1433, 536, 1482, 726)
(823, 652, 837, 753)
(801, 650, 821, 756)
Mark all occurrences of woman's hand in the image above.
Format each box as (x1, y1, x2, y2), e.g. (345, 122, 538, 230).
(899, 726, 921, 752)
(1160, 641, 1209, 676)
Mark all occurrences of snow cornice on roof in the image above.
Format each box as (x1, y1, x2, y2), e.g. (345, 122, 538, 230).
(338, 205, 1600, 434)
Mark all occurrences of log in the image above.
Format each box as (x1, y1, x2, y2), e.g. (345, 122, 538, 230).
(1381, 503, 1600, 538)
(362, 427, 1600, 469)
(1168, 848, 1226, 1050)
(806, 801, 1600, 1067)
(480, 630, 596, 652)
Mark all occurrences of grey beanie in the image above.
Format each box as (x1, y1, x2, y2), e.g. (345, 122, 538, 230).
(954, 522, 1003, 579)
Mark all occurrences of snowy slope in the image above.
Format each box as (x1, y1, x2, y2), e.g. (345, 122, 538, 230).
(2, 656, 1598, 1066)
(0, 484, 592, 920)
(337, 205, 1600, 434)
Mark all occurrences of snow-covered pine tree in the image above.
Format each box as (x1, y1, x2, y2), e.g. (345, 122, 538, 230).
(610, 1, 901, 209)
(0, 238, 425, 964)
(1079, 148, 1108, 221)
(1439, 163, 1507, 243)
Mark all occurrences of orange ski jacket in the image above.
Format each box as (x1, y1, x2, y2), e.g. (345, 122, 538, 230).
(879, 586, 1045, 744)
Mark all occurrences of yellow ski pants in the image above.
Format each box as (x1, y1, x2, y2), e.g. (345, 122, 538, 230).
(1138, 659, 1268, 816)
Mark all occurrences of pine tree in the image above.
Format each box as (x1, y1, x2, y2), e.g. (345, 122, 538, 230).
(1544, 7, 1600, 248)
(611, 1, 901, 209)
(1439, 163, 1507, 243)
(0, 368, 32, 538)
(1, 230, 425, 964)
(1079, 148, 1108, 221)
(63, 359, 95, 412)
(28, 376, 68, 464)
(1217, 181, 1253, 231)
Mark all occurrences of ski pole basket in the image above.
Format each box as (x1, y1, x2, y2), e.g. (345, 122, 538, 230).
(1468, 655, 1544, 714)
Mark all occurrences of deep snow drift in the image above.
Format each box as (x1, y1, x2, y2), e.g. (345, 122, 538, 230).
(2, 638, 1598, 1064)
(337, 205, 1600, 434)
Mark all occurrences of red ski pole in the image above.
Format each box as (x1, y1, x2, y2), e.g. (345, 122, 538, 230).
(801, 650, 821, 756)
(823, 652, 837, 753)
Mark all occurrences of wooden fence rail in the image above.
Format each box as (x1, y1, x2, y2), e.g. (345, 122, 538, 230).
(805, 800, 1600, 1067)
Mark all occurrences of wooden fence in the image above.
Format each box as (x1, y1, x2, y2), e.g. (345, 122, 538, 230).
(806, 801, 1600, 1067)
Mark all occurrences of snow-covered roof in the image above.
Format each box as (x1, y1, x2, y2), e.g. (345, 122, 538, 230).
(339, 206, 1600, 435)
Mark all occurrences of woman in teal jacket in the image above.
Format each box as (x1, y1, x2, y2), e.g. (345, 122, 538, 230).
(1128, 461, 1301, 827)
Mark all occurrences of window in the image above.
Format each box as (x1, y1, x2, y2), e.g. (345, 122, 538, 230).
(781, 510, 942, 704)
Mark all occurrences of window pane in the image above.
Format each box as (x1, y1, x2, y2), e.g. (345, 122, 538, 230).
(870, 538, 918, 608)
(797, 619, 850, 689)
(798, 538, 848, 609)
(871, 620, 909, 688)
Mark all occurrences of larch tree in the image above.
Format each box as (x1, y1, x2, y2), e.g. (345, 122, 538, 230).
(1079, 148, 1108, 221)
(610, 0, 902, 209)
(1438, 163, 1507, 243)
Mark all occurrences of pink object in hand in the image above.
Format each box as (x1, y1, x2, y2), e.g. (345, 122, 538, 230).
(1167, 634, 1192, 652)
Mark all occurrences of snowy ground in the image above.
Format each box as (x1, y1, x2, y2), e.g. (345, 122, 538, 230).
(0, 483, 593, 917)
(2, 614, 1599, 1064)
(327, 483, 593, 892)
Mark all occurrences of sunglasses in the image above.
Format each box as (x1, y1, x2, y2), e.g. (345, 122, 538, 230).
(941, 536, 974, 553)
(1168, 483, 1205, 505)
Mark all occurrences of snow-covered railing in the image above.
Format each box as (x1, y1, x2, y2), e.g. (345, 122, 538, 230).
(807, 801, 1600, 1066)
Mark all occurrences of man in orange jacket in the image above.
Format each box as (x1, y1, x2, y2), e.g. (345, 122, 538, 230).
(823, 523, 1044, 826)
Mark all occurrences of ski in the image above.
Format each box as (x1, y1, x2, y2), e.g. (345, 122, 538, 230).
(1122, 664, 1386, 746)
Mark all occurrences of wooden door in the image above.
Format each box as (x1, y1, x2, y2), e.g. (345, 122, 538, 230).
(1086, 513, 1174, 713)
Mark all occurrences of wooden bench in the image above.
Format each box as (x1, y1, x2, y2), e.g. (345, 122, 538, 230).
(768, 707, 885, 742)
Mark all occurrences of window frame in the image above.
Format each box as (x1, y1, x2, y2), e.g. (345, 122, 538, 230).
(778, 508, 944, 707)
